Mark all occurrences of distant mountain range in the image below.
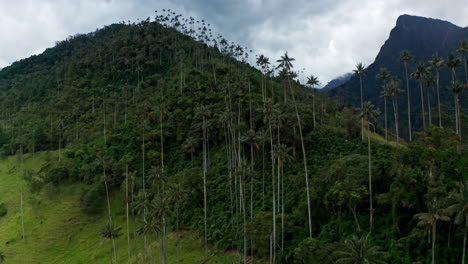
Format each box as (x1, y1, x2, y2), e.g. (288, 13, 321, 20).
(327, 14, 468, 138)
(320, 72, 352, 93)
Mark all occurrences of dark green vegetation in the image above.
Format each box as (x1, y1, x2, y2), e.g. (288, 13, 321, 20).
(329, 15, 468, 141)
(0, 10, 467, 263)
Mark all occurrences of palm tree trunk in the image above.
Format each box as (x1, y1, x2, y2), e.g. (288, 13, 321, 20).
(427, 86, 432, 128)
(202, 116, 208, 256)
(405, 63, 412, 141)
(126, 165, 131, 264)
(384, 96, 388, 143)
(367, 122, 373, 229)
(436, 70, 442, 127)
(20, 145, 25, 240)
(432, 223, 436, 264)
(312, 90, 316, 129)
(462, 216, 467, 264)
(464, 54, 468, 85)
(360, 75, 364, 141)
(287, 78, 312, 238)
(269, 123, 276, 263)
(419, 82, 426, 131)
(393, 97, 400, 145)
(104, 168, 117, 263)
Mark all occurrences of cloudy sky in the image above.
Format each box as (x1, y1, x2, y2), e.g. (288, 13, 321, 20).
(1, 0, 467, 85)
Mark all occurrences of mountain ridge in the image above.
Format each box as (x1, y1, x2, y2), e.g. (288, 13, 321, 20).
(327, 14, 468, 138)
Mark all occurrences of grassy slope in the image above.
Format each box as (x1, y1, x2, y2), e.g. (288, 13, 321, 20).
(0, 151, 247, 264)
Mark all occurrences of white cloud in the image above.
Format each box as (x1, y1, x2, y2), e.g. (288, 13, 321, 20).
(0, 0, 467, 85)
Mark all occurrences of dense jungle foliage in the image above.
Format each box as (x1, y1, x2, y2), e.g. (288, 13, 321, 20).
(0, 10, 466, 264)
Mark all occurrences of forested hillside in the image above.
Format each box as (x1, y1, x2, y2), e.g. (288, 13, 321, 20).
(0, 10, 467, 264)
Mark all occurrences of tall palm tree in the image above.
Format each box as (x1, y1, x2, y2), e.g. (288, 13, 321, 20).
(410, 62, 429, 131)
(400, 50, 413, 141)
(422, 72, 435, 128)
(195, 105, 211, 256)
(277, 52, 313, 238)
(380, 86, 390, 144)
(429, 56, 445, 127)
(273, 143, 293, 250)
(446, 53, 462, 83)
(333, 234, 387, 264)
(387, 78, 403, 145)
(447, 181, 468, 264)
(97, 151, 118, 263)
(359, 102, 380, 229)
(377, 68, 392, 142)
(99, 223, 122, 263)
(450, 81, 464, 142)
(353, 62, 368, 140)
(306, 75, 320, 129)
(414, 200, 450, 264)
(456, 40, 468, 85)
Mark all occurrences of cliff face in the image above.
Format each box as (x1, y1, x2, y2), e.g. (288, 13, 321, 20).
(328, 14, 468, 138)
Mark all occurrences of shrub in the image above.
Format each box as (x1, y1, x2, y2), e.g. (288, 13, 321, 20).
(0, 203, 7, 217)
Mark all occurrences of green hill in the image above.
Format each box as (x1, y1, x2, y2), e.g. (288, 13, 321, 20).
(0, 10, 467, 264)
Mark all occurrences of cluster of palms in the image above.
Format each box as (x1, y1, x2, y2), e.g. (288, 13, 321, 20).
(367, 41, 468, 147)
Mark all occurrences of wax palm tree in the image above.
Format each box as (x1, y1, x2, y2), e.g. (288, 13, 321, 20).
(353, 62, 368, 140)
(422, 72, 435, 128)
(359, 102, 380, 229)
(99, 223, 122, 263)
(96, 150, 118, 262)
(277, 52, 312, 239)
(387, 78, 403, 145)
(377, 68, 392, 142)
(195, 105, 211, 256)
(410, 62, 429, 131)
(400, 50, 413, 140)
(276, 52, 295, 72)
(429, 56, 445, 127)
(456, 40, 468, 85)
(333, 234, 387, 264)
(446, 53, 462, 83)
(273, 143, 293, 250)
(450, 81, 465, 145)
(414, 200, 450, 264)
(447, 181, 468, 264)
(380, 85, 391, 143)
(307, 75, 320, 129)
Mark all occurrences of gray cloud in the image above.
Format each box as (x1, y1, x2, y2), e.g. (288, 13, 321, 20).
(1, 0, 467, 85)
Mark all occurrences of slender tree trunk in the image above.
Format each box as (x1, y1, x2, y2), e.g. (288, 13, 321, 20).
(360, 75, 364, 141)
(405, 63, 412, 141)
(427, 86, 432, 128)
(269, 123, 276, 263)
(312, 90, 316, 129)
(104, 166, 117, 263)
(126, 165, 131, 264)
(464, 54, 468, 85)
(287, 78, 312, 238)
(20, 145, 25, 240)
(462, 216, 467, 264)
(436, 70, 442, 127)
(419, 82, 426, 131)
(384, 96, 388, 143)
(367, 122, 373, 229)
(202, 116, 208, 256)
(393, 97, 400, 145)
(432, 223, 436, 264)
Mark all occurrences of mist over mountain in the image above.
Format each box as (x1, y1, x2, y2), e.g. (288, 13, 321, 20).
(320, 72, 352, 93)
